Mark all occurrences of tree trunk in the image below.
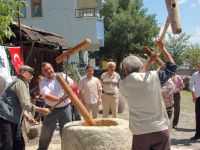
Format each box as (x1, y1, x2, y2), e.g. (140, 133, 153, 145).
(116, 56, 122, 72)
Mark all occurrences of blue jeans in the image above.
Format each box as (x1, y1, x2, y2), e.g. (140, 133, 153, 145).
(37, 104, 72, 150)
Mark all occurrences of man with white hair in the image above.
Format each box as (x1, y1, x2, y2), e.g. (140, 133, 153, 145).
(101, 61, 120, 118)
(119, 41, 177, 150)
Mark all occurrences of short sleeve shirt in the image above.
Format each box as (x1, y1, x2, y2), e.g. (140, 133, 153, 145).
(78, 76, 102, 104)
(189, 71, 200, 98)
(39, 72, 74, 107)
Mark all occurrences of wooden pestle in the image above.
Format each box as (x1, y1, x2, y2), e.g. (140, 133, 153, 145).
(165, 0, 182, 34)
(56, 75, 96, 126)
(56, 39, 91, 64)
(143, 46, 164, 67)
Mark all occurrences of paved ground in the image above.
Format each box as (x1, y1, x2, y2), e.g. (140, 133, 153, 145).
(170, 91, 200, 150)
(26, 91, 200, 150)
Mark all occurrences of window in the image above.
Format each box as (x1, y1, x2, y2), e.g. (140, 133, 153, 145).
(75, 8, 98, 18)
(31, 0, 43, 17)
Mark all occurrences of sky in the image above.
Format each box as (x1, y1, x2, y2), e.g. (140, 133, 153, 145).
(143, 0, 200, 44)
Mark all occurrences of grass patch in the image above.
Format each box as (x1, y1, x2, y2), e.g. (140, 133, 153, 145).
(181, 90, 194, 111)
(181, 90, 191, 97)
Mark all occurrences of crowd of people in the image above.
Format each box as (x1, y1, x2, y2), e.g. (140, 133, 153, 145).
(1, 40, 199, 150)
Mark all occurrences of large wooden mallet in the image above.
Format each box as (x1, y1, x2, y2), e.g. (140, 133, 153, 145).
(165, 0, 182, 34)
(144, 46, 164, 67)
(56, 75, 96, 126)
(34, 96, 68, 121)
(56, 39, 91, 64)
(154, 17, 170, 55)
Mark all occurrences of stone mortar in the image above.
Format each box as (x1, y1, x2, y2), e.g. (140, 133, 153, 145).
(61, 118, 132, 150)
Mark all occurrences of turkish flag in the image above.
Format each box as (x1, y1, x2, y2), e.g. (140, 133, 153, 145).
(9, 47, 24, 74)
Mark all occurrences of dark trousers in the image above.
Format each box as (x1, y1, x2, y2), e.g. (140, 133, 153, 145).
(195, 97, 200, 136)
(132, 130, 170, 150)
(166, 107, 173, 120)
(0, 117, 25, 150)
(173, 92, 180, 127)
(71, 105, 81, 121)
(38, 104, 72, 150)
(34, 101, 45, 122)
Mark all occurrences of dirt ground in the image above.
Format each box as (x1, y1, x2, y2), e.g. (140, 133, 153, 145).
(26, 91, 200, 150)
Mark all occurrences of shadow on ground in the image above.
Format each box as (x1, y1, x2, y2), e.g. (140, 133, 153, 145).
(171, 138, 199, 146)
(174, 127, 196, 132)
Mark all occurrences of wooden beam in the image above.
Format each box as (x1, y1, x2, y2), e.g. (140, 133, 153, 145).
(25, 41, 35, 64)
(160, 17, 170, 41)
(143, 46, 164, 66)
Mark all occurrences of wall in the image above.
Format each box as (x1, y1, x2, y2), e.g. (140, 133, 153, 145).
(21, 0, 103, 63)
(176, 68, 197, 76)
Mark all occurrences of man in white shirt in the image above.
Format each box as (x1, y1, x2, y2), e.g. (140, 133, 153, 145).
(38, 62, 73, 150)
(78, 65, 102, 118)
(119, 41, 177, 150)
(189, 62, 200, 140)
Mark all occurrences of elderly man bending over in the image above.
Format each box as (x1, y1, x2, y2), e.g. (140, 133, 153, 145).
(119, 41, 177, 150)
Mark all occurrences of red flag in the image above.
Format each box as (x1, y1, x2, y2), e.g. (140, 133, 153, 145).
(9, 47, 24, 74)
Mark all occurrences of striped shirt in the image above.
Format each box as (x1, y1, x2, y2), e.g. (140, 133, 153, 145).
(101, 72, 120, 94)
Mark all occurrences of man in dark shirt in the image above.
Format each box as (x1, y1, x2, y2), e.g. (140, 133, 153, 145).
(0, 65, 50, 150)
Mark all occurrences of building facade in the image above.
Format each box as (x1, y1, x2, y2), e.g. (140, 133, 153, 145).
(20, 0, 104, 64)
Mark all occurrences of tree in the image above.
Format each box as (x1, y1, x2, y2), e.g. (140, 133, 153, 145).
(165, 33, 190, 66)
(182, 44, 200, 68)
(0, 0, 18, 44)
(0, 0, 26, 44)
(90, 0, 160, 70)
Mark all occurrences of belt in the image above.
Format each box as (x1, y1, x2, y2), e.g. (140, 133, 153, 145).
(104, 92, 118, 95)
(166, 107, 173, 111)
(46, 103, 69, 109)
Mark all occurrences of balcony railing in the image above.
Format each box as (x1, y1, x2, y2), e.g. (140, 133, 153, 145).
(75, 8, 100, 18)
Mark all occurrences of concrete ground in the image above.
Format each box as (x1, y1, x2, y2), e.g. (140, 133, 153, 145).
(26, 91, 200, 150)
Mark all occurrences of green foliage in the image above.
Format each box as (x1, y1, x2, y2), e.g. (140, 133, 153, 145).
(182, 44, 200, 68)
(165, 33, 190, 66)
(91, 0, 160, 70)
(0, 0, 18, 44)
(63, 61, 81, 83)
(0, 0, 27, 44)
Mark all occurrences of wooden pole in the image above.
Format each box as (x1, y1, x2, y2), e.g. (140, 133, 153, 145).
(144, 46, 164, 66)
(17, 0, 23, 57)
(49, 96, 68, 111)
(25, 41, 35, 64)
(56, 39, 91, 64)
(154, 17, 170, 55)
(56, 75, 96, 126)
(159, 17, 170, 42)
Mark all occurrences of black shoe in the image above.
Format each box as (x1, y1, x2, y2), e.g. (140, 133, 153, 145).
(190, 135, 200, 140)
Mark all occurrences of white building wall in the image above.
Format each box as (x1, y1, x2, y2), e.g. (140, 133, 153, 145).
(21, 0, 103, 63)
